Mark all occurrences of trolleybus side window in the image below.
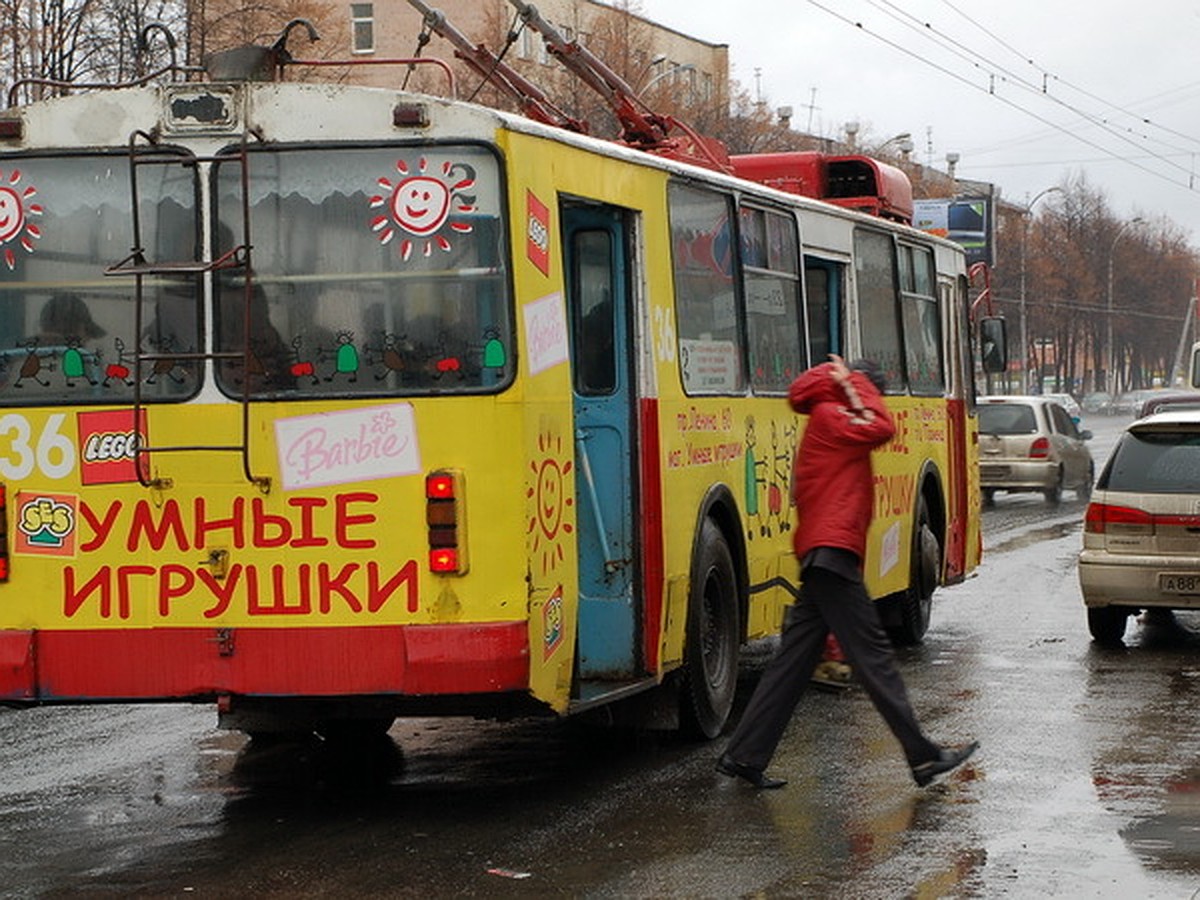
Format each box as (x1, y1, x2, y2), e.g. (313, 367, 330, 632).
(667, 182, 744, 395)
(852, 228, 903, 393)
(570, 229, 616, 395)
(898, 242, 944, 395)
(0, 153, 199, 405)
(740, 204, 803, 395)
(212, 144, 512, 398)
(803, 257, 845, 364)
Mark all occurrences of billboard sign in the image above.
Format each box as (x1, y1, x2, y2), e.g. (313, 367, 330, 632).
(913, 198, 993, 266)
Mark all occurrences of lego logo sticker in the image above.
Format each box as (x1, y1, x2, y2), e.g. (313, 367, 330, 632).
(15, 492, 77, 556)
(526, 190, 550, 276)
(77, 409, 148, 485)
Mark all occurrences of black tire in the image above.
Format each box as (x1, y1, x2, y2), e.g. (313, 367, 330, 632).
(1044, 468, 1063, 504)
(1088, 606, 1128, 645)
(316, 717, 396, 743)
(890, 495, 940, 646)
(680, 519, 740, 739)
(1077, 463, 1094, 501)
(982, 488, 996, 507)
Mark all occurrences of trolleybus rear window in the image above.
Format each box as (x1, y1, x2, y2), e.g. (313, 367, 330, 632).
(0, 153, 200, 405)
(213, 144, 512, 397)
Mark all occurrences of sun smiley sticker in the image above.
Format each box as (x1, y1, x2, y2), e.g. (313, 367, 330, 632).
(0, 169, 42, 271)
(527, 429, 574, 576)
(370, 157, 476, 261)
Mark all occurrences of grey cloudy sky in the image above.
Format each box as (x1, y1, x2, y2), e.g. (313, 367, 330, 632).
(638, 0, 1200, 242)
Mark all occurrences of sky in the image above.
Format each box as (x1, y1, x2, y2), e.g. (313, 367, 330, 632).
(637, 0, 1200, 243)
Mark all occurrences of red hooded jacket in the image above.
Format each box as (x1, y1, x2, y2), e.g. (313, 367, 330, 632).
(789, 363, 896, 564)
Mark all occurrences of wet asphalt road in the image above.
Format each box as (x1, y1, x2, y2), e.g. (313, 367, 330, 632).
(6, 414, 1200, 897)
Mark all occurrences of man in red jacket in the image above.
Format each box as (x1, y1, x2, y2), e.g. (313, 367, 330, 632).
(717, 356, 978, 789)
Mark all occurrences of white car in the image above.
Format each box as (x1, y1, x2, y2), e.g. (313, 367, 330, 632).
(1078, 411, 1200, 643)
(1043, 392, 1082, 421)
(978, 395, 1094, 504)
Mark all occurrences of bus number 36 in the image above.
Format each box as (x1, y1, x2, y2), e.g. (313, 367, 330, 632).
(0, 413, 76, 480)
(652, 307, 676, 363)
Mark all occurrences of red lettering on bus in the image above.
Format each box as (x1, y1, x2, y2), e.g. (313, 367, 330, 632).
(246, 565, 311, 616)
(335, 492, 377, 549)
(116, 565, 155, 619)
(286, 496, 328, 548)
(128, 500, 188, 552)
(158, 564, 195, 617)
(193, 496, 246, 549)
(78, 500, 121, 552)
(63, 565, 111, 618)
(369, 558, 419, 613)
(62, 557, 420, 619)
(199, 565, 241, 618)
(251, 497, 292, 548)
(318, 562, 361, 613)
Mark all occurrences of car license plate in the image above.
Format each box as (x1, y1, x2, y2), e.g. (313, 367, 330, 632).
(1159, 573, 1200, 595)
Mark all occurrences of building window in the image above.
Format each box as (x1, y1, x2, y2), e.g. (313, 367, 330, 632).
(351, 3, 374, 54)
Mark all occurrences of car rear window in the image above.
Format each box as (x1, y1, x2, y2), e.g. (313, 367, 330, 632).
(978, 403, 1037, 435)
(1100, 430, 1200, 493)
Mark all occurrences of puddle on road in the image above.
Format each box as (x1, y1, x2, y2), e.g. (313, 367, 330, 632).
(987, 519, 1081, 554)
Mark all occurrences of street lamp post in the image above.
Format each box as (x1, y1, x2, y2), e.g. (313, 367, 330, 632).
(1018, 186, 1062, 394)
(876, 131, 913, 158)
(1105, 217, 1145, 399)
(634, 53, 667, 91)
(642, 63, 695, 94)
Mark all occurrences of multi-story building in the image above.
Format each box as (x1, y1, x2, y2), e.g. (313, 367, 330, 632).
(279, 1, 728, 127)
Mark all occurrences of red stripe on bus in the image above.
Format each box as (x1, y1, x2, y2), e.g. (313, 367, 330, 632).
(639, 397, 665, 673)
(0, 623, 529, 701)
(945, 396, 967, 581)
(0, 630, 35, 699)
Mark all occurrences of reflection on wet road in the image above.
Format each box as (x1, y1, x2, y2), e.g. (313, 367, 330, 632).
(5, 415, 1200, 896)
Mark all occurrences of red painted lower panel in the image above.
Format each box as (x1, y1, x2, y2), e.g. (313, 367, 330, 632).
(0, 630, 35, 699)
(0, 623, 529, 702)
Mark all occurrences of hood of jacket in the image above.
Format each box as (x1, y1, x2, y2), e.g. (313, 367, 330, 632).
(789, 362, 846, 414)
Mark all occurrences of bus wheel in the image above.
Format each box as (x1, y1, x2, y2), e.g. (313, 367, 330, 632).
(316, 717, 396, 743)
(680, 519, 740, 739)
(890, 496, 939, 646)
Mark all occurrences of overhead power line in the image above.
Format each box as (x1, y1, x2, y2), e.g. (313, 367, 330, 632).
(802, 0, 1200, 195)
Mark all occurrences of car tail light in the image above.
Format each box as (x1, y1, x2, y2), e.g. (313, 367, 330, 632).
(1085, 502, 1154, 534)
(1029, 436, 1051, 459)
(426, 469, 467, 574)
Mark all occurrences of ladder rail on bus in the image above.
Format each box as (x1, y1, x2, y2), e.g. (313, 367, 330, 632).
(105, 127, 271, 493)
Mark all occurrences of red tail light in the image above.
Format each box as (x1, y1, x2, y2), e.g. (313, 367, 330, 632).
(0, 482, 7, 581)
(1029, 436, 1051, 459)
(1085, 502, 1153, 534)
(426, 469, 467, 574)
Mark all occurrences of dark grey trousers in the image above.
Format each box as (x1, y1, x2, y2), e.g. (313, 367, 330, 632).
(724, 565, 940, 771)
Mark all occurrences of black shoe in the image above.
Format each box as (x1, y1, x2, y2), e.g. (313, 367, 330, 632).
(911, 741, 979, 787)
(716, 753, 787, 789)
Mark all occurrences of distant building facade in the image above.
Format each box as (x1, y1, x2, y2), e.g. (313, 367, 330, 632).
(264, 1, 728, 117)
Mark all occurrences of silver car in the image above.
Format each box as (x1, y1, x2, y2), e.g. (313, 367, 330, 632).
(1079, 411, 1200, 643)
(978, 395, 1095, 504)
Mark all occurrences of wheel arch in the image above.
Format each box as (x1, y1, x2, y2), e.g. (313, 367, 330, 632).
(916, 459, 947, 577)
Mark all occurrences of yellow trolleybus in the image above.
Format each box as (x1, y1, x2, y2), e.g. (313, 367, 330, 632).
(0, 22, 1002, 740)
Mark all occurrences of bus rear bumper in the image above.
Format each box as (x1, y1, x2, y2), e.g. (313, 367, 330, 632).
(0, 623, 530, 703)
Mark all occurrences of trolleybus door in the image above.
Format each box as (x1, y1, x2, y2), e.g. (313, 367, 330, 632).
(562, 203, 637, 678)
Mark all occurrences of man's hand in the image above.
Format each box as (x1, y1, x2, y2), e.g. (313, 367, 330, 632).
(828, 353, 865, 414)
